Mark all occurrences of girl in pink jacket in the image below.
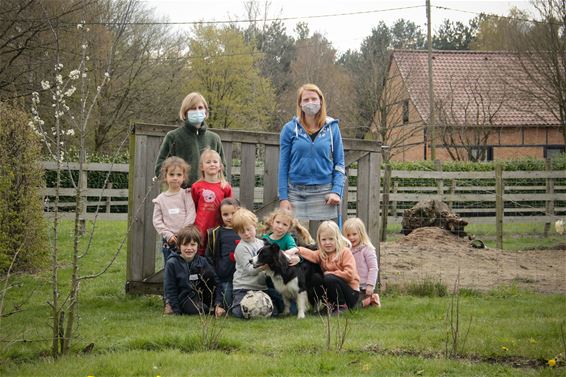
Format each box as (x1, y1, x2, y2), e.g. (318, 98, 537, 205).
(343, 218, 381, 308)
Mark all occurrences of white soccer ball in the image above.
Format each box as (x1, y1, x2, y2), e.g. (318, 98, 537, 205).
(240, 290, 273, 319)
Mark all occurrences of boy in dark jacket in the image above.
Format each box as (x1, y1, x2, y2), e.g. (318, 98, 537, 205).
(164, 225, 225, 316)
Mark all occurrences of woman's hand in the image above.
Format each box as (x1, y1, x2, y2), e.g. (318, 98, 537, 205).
(325, 193, 341, 205)
(280, 200, 291, 211)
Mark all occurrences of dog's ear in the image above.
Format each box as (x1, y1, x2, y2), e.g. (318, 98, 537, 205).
(271, 243, 280, 252)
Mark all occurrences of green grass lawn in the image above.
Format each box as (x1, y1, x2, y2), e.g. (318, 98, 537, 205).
(0, 220, 564, 376)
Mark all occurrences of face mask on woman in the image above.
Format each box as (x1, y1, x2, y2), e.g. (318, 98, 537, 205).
(186, 109, 206, 126)
(301, 102, 321, 116)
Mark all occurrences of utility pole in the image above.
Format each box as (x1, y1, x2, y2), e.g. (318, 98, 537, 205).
(426, 0, 436, 160)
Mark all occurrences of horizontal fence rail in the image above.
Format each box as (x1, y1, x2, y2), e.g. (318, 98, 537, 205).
(41, 162, 565, 225)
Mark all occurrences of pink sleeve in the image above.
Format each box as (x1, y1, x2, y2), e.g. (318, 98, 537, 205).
(363, 246, 378, 287)
(152, 197, 173, 241)
(183, 190, 196, 226)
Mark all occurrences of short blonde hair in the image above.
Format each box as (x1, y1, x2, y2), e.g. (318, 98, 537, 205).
(261, 208, 313, 244)
(316, 221, 351, 261)
(296, 83, 327, 129)
(343, 217, 375, 249)
(232, 208, 258, 234)
(179, 92, 208, 121)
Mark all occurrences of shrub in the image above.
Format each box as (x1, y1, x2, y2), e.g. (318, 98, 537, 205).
(0, 102, 48, 272)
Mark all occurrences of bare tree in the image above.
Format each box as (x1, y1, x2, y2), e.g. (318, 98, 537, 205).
(510, 0, 566, 145)
(435, 76, 507, 161)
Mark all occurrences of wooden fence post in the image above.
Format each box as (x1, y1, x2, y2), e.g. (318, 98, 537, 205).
(448, 179, 456, 210)
(434, 159, 444, 197)
(380, 150, 391, 242)
(105, 182, 113, 213)
(543, 158, 555, 237)
(495, 162, 504, 249)
(391, 181, 398, 220)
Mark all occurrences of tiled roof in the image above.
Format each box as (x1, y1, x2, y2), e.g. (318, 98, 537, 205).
(392, 50, 560, 127)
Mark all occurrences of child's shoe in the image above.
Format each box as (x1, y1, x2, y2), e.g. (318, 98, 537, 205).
(370, 293, 381, 307)
(361, 295, 372, 308)
(163, 302, 174, 315)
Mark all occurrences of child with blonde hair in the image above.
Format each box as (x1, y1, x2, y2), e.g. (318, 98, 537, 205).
(152, 156, 196, 265)
(343, 218, 381, 308)
(297, 221, 359, 314)
(192, 148, 233, 255)
(261, 208, 314, 265)
(230, 208, 282, 318)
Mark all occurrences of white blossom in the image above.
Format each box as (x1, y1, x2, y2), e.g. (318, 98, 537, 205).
(82, 73, 87, 78)
(64, 86, 76, 97)
(66, 129, 75, 136)
(69, 70, 80, 80)
(77, 23, 83, 30)
(55, 74, 63, 84)
(55, 63, 63, 71)
(41, 80, 50, 90)
(96, 86, 101, 92)
(104, 72, 110, 78)
(81, 44, 87, 50)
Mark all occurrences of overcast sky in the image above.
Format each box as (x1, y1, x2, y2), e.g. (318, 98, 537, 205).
(141, 0, 533, 53)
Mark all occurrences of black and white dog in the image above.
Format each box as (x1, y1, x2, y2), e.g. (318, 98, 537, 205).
(250, 242, 323, 319)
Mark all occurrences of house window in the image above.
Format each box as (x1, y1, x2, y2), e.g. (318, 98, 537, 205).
(470, 146, 493, 161)
(544, 145, 565, 159)
(402, 100, 409, 125)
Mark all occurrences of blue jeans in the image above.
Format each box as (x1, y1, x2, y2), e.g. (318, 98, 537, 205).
(161, 238, 178, 267)
(218, 281, 233, 309)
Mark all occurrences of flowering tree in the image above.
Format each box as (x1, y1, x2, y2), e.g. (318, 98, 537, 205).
(29, 15, 124, 356)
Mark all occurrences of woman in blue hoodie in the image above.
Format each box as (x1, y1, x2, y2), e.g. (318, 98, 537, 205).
(278, 83, 346, 221)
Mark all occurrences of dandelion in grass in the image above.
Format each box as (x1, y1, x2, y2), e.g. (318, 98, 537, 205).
(500, 346, 508, 352)
(548, 358, 556, 367)
(529, 337, 537, 344)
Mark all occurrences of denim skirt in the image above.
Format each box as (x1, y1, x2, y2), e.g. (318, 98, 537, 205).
(287, 183, 339, 221)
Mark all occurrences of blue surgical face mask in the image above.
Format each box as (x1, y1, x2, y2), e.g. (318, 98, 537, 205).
(187, 109, 206, 126)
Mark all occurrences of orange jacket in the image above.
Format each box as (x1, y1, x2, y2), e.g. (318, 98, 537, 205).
(299, 247, 360, 291)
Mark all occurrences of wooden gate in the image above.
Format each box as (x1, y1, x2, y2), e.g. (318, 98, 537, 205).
(126, 123, 382, 294)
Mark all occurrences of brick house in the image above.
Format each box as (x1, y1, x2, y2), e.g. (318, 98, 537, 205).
(375, 50, 565, 161)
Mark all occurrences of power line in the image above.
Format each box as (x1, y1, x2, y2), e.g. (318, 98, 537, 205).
(0, 5, 425, 25)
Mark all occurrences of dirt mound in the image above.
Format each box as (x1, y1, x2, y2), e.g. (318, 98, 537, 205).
(380, 227, 566, 294)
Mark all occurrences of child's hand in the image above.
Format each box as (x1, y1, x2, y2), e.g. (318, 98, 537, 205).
(168, 235, 177, 245)
(288, 255, 300, 266)
(214, 305, 226, 317)
(365, 286, 374, 296)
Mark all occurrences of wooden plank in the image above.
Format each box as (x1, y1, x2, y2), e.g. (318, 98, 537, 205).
(390, 170, 495, 179)
(43, 188, 129, 197)
(223, 142, 233, 183)
(387, 215, 564, 225)
(239, 143, 256, 209)
(263, 145, 279, 206)
(495, 163, 503, 250)
(503, 170, 566, 179)
(42, 161, 129, 172)
(133, 123, 382, 152)
(130, 134, 148, 281)
(356, 153, 369, 225)
(142, 136, 163, 278)
(44, 212, 127, 220)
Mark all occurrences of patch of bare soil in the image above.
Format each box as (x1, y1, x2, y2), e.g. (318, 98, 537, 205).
(380, 227, 566, 294)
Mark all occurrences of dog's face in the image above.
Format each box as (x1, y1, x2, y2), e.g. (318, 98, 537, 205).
(250, 241, 280, 269)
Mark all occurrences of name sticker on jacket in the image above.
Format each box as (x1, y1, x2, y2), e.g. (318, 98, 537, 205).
(168, 208, 180, 215)
(189, 274, 199, 281)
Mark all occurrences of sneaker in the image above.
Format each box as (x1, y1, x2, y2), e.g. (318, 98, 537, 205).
(370, 293, 381, 307)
